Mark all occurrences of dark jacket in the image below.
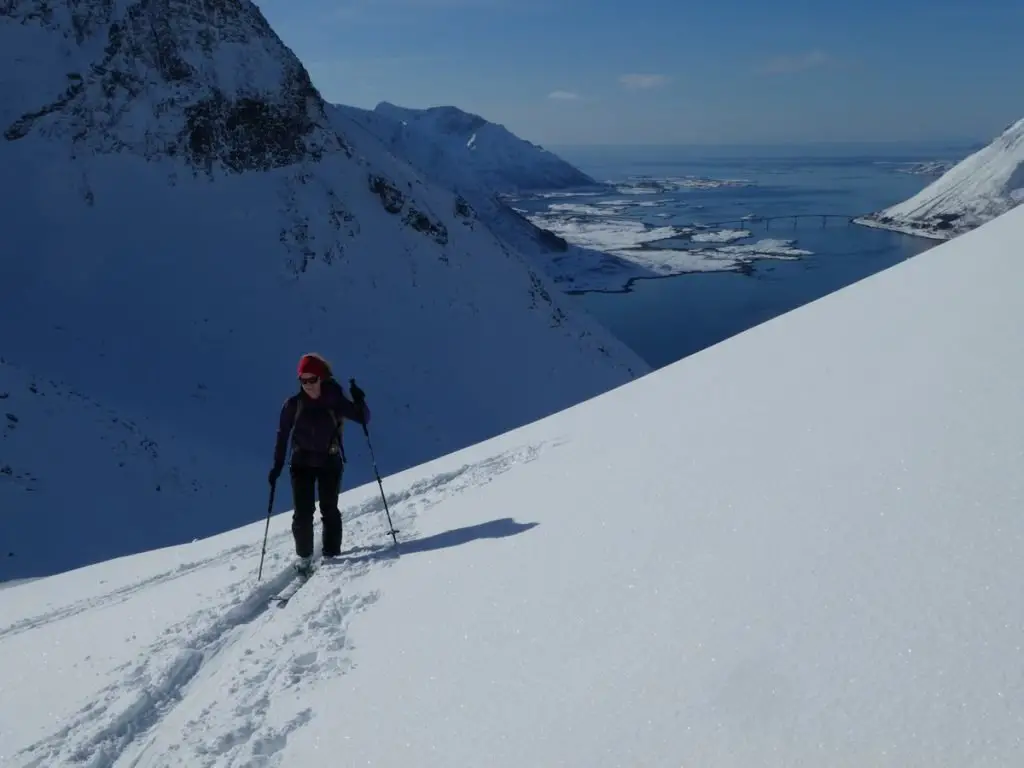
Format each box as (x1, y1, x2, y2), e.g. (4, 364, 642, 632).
(273, 378, 370, 469)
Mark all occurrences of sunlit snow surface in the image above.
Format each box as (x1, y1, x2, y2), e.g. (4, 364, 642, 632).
(2, 206, 1023, 767)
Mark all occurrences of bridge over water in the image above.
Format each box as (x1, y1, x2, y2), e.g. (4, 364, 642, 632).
(696, 213, 863, 230)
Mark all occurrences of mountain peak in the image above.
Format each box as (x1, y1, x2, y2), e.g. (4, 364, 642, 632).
(2, 0, 349, 172)
(354, 101, 596, 194)
(375, 101, 488, 134)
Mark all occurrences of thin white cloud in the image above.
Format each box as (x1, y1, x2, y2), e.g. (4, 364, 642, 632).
(548, 90, 582, 101)
(759, 50, 833, 75)
(618, 74, 669, 90)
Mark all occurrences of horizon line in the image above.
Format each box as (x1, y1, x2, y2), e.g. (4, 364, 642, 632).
(540, 138, 986, 149)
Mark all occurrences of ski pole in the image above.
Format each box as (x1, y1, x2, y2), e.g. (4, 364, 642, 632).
(258, 480, 276, 580)
(351, 378, 398, 545)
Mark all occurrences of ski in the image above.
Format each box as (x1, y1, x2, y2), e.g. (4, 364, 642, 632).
(267, 546, 379, 608)
(271, 560, 318, 607)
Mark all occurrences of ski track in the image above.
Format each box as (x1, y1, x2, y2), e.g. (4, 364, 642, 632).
(14, 556, 304, 768)
(0, 542, 256, 642)
(0, 439, 551, 642)
(122, 540, 383, 768)
(345, 439, 555, 524)
(10, 441, 553, 768)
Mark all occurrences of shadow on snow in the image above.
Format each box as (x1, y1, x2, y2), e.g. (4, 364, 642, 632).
(331, 517, 538, 565)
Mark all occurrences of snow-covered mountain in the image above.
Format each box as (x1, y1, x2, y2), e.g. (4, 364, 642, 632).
(333, 102, 646, 295)
(332, 102, 578, 257)
(856, 117, 1024, 239)
(350, 101, 599, 195)
(3, 197, 1022, 768)
(0, 0, 647, 581)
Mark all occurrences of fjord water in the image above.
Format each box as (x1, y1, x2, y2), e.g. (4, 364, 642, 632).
(548, 142, 978, 368)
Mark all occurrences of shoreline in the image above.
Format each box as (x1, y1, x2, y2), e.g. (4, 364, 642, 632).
(852, 215, 958, 241)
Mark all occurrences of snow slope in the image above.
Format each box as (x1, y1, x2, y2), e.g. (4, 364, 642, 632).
(856, 117, 1024, 239)
(2, 199, 1023, 767)
(0, 0, 647, 581)
(0, 358, 243, 571)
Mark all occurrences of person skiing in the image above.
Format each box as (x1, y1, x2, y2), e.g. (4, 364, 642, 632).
(269, 353, 370, 571)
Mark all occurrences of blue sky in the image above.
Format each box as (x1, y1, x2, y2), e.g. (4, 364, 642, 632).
(253, 0, 1020, 146)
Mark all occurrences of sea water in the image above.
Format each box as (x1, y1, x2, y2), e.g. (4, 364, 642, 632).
(512, 142, 978, 369)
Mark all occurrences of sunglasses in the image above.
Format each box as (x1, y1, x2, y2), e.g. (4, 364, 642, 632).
(299, 376, 320, 385)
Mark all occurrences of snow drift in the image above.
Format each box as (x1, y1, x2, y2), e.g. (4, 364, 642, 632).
(0, 0, 647, 581)
(856, 116, 1024, 239)
(2, 197, 1023, 768)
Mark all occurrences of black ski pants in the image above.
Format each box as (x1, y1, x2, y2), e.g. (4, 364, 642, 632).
(289, 458, 343, 558)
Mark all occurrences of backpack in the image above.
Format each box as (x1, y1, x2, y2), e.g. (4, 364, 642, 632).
(293, 379, 347, 464)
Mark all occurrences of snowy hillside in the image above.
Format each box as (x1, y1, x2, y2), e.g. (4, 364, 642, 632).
(0, 0, 646, 581)
(2, 201, 1022, 768)
(0, 358, 242, 569)
(856, 117, 1024, 239)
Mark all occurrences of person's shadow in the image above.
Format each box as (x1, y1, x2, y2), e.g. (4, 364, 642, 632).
(328, 518, 538, 565)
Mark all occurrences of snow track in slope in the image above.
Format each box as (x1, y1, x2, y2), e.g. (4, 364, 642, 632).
(14, 552, 306, 768)
(0, 543, 256, 642)
(9, 442, 552, 768)
(1, 441, 546, 643)
(123, 545, 384, 768)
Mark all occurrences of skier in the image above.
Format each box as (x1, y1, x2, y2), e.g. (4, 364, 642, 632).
(269, 353, 370, 572)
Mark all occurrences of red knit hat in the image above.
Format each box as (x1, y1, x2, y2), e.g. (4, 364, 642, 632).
(297, 353, 331, 379)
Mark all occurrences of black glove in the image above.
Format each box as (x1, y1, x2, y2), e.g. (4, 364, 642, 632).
(268, 465, 282, 486)
(349, 378, 366, 405)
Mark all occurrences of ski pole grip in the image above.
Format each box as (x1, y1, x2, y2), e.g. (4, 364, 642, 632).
(349, 377, 366, 403)
(349, 377, 370, 435)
